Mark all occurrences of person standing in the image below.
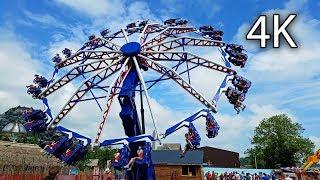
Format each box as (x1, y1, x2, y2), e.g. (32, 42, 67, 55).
(262, 173, 270, 180)
(246, 173, 252, 180)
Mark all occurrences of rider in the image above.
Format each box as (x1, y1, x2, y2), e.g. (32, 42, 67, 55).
(34, 74, 48, 88)
(113, 150, 121, 163)
(180, 127, 195, 158)
(123, 146, 144, 170)
(44, 141, 58, 150)
(26, 84, 41, 97)
(64, 148, 73, 157)
(206, 118, 216, 137)
(52, 54, 62, 64)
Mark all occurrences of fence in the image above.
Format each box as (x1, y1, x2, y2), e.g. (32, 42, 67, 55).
(0, 173, 113, 180)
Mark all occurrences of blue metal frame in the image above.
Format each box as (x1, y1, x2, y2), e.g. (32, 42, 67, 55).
(163, 109, 209, 137)
(211, 47, 234, 104)
(100, 134, 155, 147)
(55, 125, 92, 145)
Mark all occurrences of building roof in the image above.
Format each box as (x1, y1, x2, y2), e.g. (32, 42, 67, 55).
(156, 143, 181, 150)
(0, 141, 62, 168)
(151, 150, 203, 165)
(2, 121, 27, 133)
(200, 146, 239, 154)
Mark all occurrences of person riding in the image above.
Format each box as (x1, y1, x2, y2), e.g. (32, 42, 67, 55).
(62, 48, 72, 58)
(123, 146, 144, 170)
(206, 118, 216, 137)
(64, 148, 73, 157)
(52, 54, 62, 64)
(44, 141, 58, 150)
(34, 74, 48, 88)
(113, 150, 121, 163)
(180, 127, 195, 158)
(27, 84, 42, 97)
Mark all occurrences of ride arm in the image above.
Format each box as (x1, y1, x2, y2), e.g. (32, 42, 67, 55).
(212, 75, 234, 105)
(139, 23, 165, 44)
(39, 56, 122, 98)
(211, 47, 236, 105)
(141, 51, 236, 75)
(94, 61, 131, 144)
(47, 60, 124, 129)
(142, 36, 225, 51)
(55, 126, 92, 146)
(78, 36, 121, 52)
(100, 135, 155, 147)
(56, 50, 121, 69)
(142, 27, 196, 47)
(162, 109, 209, 138)
(139, 54, 217, 113)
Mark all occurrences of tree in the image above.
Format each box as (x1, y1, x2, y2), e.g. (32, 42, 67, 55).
(240, 156, 253, 168)
(246, 114, 314, 168)
(76, 146, 117, 170)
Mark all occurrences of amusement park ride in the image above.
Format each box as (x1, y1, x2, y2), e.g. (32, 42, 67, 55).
(24, 18, 251, 179)
(301, 149, 320, 171)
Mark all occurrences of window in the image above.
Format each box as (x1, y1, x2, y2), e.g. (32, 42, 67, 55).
(182, 165, 197, 176)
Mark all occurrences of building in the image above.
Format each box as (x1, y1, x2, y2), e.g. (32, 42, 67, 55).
(200, 146, 240, 168)
(151, 145, 240, 179)
(152, 150, 204, 180)
(2, 121, 27, 134)
(1, 121, 27, 141)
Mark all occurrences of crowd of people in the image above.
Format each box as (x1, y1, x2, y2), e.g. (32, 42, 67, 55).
(205, 171, 294, 180)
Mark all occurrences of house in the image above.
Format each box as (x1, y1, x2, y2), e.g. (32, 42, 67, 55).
(200, 146, 240, 168)
(151, 150, 204, 180)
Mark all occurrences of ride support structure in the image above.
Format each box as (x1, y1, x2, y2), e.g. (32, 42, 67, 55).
(24, 19, 251, 179)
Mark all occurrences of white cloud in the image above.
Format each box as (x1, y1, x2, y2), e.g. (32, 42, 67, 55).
(233, 1, 320, 82)
(54, 0, 125, 17)
(231, 0, 320, 112)
(23, 10, 67, 29)
(309, 136, 320, 148)
(284, 0, 308, 11)
(0, 28, 42, 111)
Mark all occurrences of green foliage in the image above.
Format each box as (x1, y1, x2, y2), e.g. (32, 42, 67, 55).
(245, 114, 315, 168)
(240, 156, 252, 168)
(76, 147, 117, 170)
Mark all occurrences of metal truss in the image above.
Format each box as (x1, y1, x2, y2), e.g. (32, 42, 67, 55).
(139, 23, 165, 44)
(79, 36, 121, 51)
(141, 51, 237, 75)
(142, 27, 196, 47)
(94, 59, 131, 144)
(56, 50, 121, 69)
(48, 59, 125, 129)
(143, 36, 225, 51)
(138, 54, 217, 113)
(39, 55, 122, 98)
